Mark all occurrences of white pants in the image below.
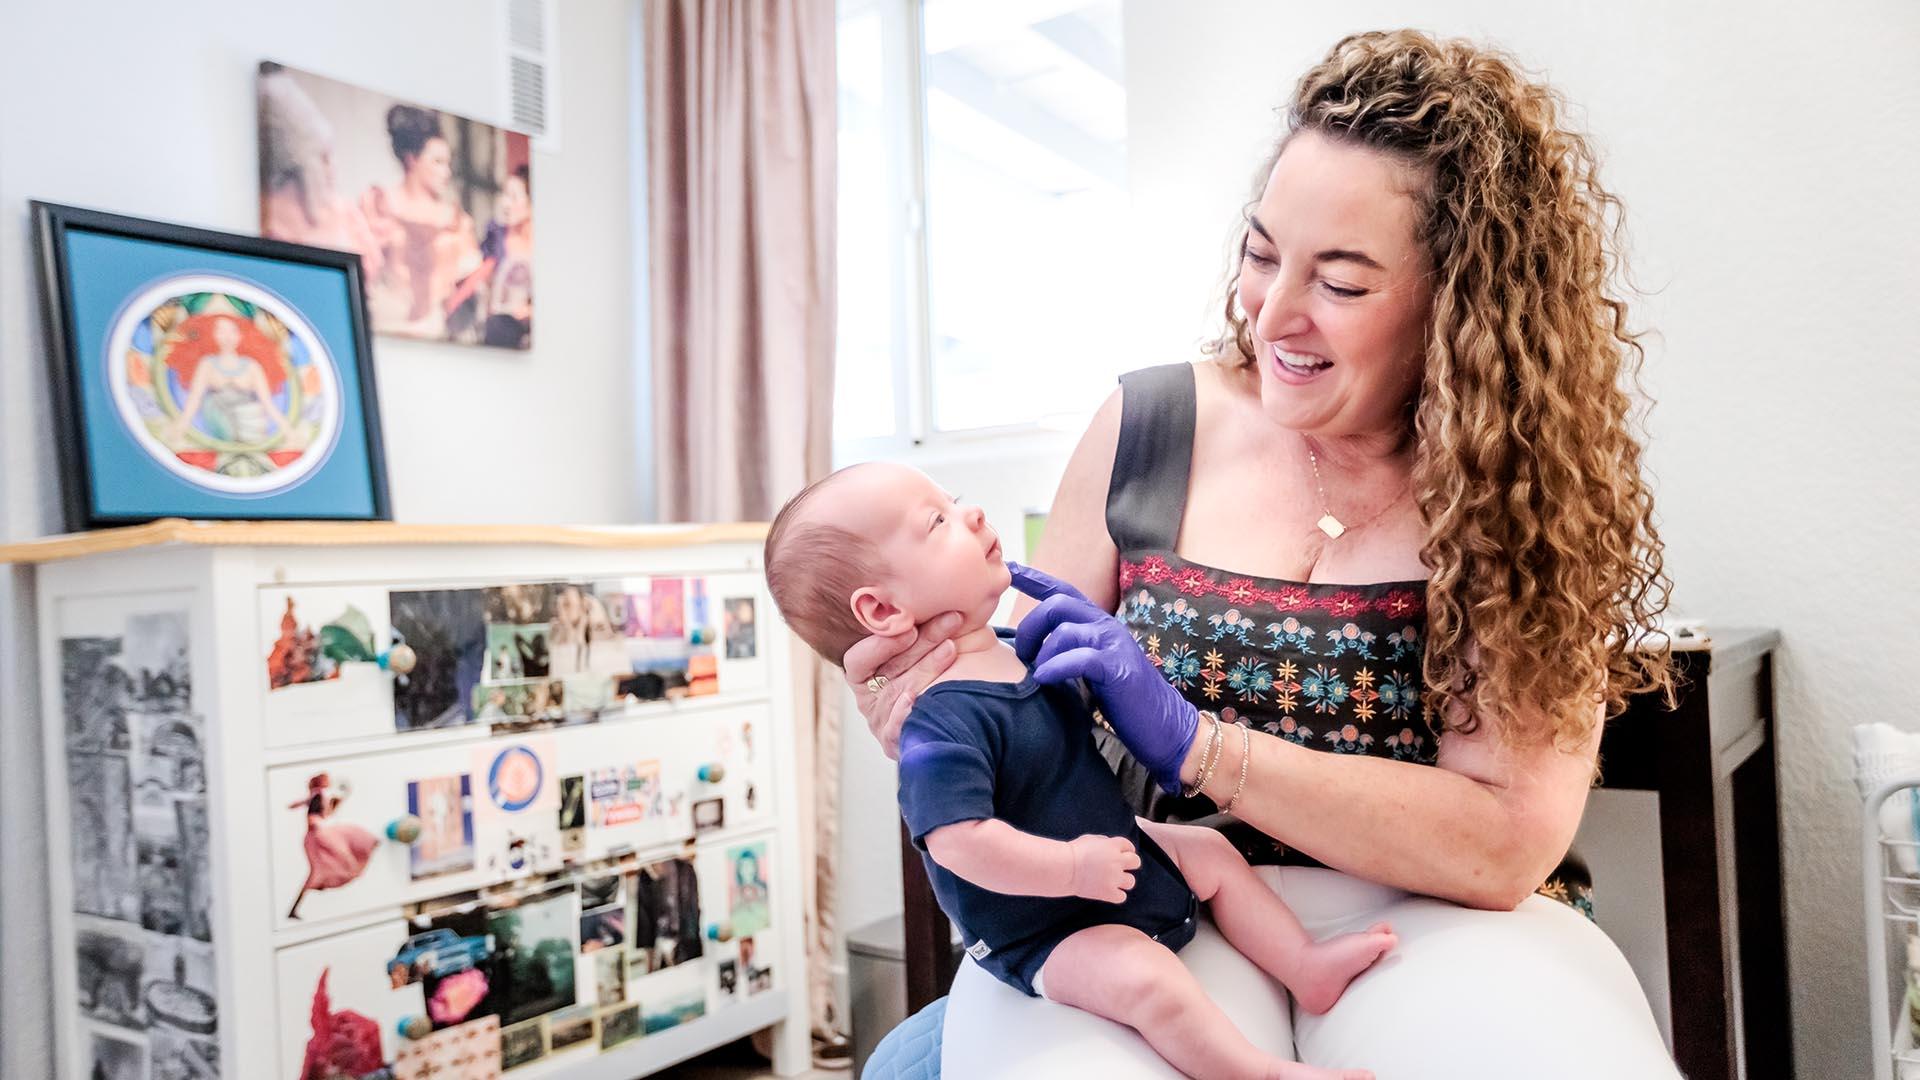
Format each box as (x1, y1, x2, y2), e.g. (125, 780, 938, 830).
(941, 867, 1681, 1079)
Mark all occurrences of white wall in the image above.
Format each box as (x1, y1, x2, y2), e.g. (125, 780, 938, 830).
(0, 1, 641, 1072)
(1121, 0, 1920, 1074)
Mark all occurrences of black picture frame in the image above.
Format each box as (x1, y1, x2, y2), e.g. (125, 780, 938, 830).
(33, 201, 392, 530)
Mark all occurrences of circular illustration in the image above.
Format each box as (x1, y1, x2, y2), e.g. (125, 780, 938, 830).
(488, 746, 544, 812)
(107, 275, 342, 495)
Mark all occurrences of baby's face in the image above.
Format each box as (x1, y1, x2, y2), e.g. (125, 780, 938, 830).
(813, 462, 1011, 631)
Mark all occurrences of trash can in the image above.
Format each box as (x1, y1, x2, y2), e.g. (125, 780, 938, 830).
(847, 915, 960, 1077)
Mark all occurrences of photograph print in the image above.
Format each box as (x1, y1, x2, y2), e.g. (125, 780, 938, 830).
(33, 202, 391, 529)
(630, 856, 703, 974)
(546, 1006, 593, 1052)
(485, 883, 578, 1026)
(76, 923, 146, 1029)
(88, 1033, 144, 1080)
(597, 1003, 640, 1051)
(258, 62, 533, 349)
(408, 773, 476, 880)
(391, 588, 487, 730)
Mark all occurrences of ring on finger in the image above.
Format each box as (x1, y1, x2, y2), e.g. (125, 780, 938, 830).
(865, 675, 889, 693)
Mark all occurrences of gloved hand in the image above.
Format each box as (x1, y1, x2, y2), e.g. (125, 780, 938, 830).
(1009, 563, 1200, 793)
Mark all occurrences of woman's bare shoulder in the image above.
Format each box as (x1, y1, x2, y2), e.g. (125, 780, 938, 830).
(1190, 358, 1261, 441)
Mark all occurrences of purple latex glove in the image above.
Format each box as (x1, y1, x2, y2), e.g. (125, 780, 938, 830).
(1009, 563, 1200, 794)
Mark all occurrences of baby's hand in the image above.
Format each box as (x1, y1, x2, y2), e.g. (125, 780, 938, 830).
(1067, 834, 1140, 903)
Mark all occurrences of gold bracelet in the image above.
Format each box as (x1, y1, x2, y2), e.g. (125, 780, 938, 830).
(1221, 721, 1252, 814)
(1182, 711, 1223, 799)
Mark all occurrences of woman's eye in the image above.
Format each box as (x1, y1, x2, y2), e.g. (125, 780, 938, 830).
(1243, 250, 1276, 269)
(1322, 282, 1365, 299)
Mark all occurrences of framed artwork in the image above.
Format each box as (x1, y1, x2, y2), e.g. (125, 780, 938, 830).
(258, 61, 534, 349)
(32, 201, 391, 530)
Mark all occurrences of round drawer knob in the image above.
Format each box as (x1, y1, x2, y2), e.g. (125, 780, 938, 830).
(379, 643, 418, 674)
(690, 627, 714, 645)
(697, 763, 726, 784)
(385, 815, 423, 843)
(396, 1014, 433, 1040)
(706, 920, 734, 942)
(379, 643, 418, 675)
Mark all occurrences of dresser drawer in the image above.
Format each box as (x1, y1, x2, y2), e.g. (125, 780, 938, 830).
(257, 573, 775, 752)
(274, 830, 787, 1078)
(267, 702, 777, 931)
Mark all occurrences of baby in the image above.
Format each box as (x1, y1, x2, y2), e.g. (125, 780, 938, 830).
(765, 462, 1395, 1080)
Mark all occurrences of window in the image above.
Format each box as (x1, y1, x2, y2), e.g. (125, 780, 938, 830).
(835, 0, 1130, 450)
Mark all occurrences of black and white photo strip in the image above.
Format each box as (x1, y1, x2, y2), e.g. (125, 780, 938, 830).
(65, 611, 221, 1080)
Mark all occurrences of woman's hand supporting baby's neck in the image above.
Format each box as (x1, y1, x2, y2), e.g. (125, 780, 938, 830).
(930, 620, 1030, 686)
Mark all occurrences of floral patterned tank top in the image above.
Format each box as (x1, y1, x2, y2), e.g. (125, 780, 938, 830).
(1099, 363, 1438, 868)
(1099, 365, 1593, 914)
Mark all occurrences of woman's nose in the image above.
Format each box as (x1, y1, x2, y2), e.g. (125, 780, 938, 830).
(1254, 275, 1309, 344)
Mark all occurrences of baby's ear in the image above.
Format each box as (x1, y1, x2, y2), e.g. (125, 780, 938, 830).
(850, 586, 912, 637)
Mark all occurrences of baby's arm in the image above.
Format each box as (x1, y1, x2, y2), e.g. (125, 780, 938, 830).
(924, 819, 1138, 901)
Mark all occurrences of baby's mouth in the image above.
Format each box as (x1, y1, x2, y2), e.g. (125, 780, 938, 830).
(986, 537, 1002, 561)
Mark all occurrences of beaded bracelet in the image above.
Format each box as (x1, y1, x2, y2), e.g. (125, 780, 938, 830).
(1182, 711, 1223, 799)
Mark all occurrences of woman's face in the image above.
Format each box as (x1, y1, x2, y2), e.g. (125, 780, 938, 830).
(501, 175, 531, 228)
(1236, 131, 1434, 439)
(212, 317, 242, 352)
(407, 137, 454, 198)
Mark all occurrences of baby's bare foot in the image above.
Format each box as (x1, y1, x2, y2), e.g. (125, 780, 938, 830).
(1286, 921, 1397, 1016)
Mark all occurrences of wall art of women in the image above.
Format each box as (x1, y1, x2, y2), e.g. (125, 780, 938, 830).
(361, 104, 483, 341)
(108, 283, 341, 494)
(287, 771, 378, 919)
(256, 63, 533, 349)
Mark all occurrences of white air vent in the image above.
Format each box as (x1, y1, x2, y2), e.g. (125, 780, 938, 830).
(501, 0, 561, 152)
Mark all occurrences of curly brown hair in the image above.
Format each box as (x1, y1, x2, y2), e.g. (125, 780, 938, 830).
(1213, 29, 1675, 751)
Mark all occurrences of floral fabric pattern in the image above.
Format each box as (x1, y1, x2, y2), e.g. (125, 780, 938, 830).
(1119, 553, 1437, 770)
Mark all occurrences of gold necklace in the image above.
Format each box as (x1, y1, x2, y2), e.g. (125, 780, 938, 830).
(1304, 436, 1410, 540)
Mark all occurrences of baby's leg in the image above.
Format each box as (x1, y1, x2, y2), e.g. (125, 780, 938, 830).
(1039, 924, 1370, 1080)
(1140, 820, 1396, 1016)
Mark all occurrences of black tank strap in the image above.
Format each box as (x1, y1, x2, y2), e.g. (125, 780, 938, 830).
(1105, 363, 1197, 554)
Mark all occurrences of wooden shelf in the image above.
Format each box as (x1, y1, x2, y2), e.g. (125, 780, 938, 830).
(0, 518, 770, 565)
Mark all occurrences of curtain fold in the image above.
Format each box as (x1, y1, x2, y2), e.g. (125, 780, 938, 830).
(643, 0, 842, 1047)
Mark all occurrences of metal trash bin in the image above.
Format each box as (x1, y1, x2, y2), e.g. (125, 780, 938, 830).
(847, 915, 960, 1076)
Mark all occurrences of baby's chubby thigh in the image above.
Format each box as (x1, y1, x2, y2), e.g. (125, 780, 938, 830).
(941, 916, 1296, 1076)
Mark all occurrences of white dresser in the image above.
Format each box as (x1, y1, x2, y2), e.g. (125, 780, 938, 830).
(8, 521, 809, 1080)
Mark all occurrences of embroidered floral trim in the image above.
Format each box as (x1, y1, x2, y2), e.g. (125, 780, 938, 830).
(1120, 556, 1426, 619)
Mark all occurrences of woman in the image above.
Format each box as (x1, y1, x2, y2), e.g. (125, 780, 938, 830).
(443, 163, 534, 349)
(161, 315, 290, 463)
(361, 104, 481, 339)
(286, 773, 378, 920)
(849, 30, 1678, 1077)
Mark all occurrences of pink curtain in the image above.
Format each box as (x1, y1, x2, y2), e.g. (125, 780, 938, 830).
(644, 0, 842, 1050)
(647, 0, 835, 521)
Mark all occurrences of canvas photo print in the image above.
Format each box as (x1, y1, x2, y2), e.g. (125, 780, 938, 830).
(258, 62, 533, 349)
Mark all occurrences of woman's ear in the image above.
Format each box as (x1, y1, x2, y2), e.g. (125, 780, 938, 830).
(850, 587, 913, 637)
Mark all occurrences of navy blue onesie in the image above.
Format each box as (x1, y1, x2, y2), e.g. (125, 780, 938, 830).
(896, 676, 1198, 997)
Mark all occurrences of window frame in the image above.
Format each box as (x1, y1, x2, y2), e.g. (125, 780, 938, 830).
(832, 0, 1109, 466)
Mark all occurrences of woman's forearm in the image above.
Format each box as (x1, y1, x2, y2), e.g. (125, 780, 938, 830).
(1190, 727, 1577, 910)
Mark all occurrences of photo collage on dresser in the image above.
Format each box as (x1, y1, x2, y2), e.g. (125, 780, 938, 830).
(65, 609, 221, 1080)
(304, 851, 724, 1075)
(388, 576, 750, 738)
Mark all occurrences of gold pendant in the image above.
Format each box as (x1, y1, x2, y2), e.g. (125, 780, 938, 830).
(1316, 514, 1347, 539)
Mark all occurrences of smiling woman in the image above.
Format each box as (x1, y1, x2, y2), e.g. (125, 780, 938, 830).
(851, 27, 1681, 1079)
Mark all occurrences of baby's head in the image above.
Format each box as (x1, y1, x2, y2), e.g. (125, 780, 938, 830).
(765, 462, 1010, 666)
